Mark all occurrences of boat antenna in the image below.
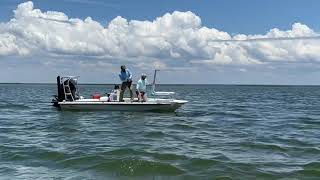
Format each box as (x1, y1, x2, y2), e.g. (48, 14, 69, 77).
(152, 69, 159, 93)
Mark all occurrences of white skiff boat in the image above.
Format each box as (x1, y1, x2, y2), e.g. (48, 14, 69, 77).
(52, 70, 187, 112)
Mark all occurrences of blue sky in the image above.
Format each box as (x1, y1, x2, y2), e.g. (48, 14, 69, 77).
(1, 0, 320, 34)
(1, 0, 320, 84)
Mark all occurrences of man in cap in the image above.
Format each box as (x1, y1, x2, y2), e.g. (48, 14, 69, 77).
(136, 73, 148, 102)
(118, 65, 133, 101)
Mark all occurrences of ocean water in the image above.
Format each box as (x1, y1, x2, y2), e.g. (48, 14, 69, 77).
(0, 84, 319, 179)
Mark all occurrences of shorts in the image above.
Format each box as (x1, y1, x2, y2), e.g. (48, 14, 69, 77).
(121, 81, 132, 90)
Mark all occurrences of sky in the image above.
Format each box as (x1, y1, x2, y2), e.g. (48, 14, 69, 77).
(1, 0, 320, 84)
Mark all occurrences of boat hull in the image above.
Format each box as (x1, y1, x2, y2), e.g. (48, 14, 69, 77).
(58, 99, 187, 112)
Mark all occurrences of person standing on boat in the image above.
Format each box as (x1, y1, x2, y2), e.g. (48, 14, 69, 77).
(119, 65, 133, 102)
(136, 73, 148, 102)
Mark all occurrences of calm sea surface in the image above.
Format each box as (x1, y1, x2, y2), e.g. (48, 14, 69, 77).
(0, 84, 319, 179)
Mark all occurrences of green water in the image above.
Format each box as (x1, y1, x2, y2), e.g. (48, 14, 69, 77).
(0, 84, 319, 179)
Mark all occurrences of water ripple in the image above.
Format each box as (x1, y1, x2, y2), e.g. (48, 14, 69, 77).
(1, 84, 320, 179)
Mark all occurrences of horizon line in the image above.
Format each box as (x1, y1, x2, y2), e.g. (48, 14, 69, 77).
(1, 82, 320, 86)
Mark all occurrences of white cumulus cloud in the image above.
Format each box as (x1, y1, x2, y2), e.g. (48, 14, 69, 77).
(1, 1, 320, 69)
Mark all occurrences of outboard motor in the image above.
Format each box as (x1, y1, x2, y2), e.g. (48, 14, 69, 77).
(52, 76, 78, 107)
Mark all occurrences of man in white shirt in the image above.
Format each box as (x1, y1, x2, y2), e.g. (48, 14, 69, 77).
(136, 73, 148, 102)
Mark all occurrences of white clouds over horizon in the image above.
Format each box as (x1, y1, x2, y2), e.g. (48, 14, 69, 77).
(1, 1, 320, 70)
